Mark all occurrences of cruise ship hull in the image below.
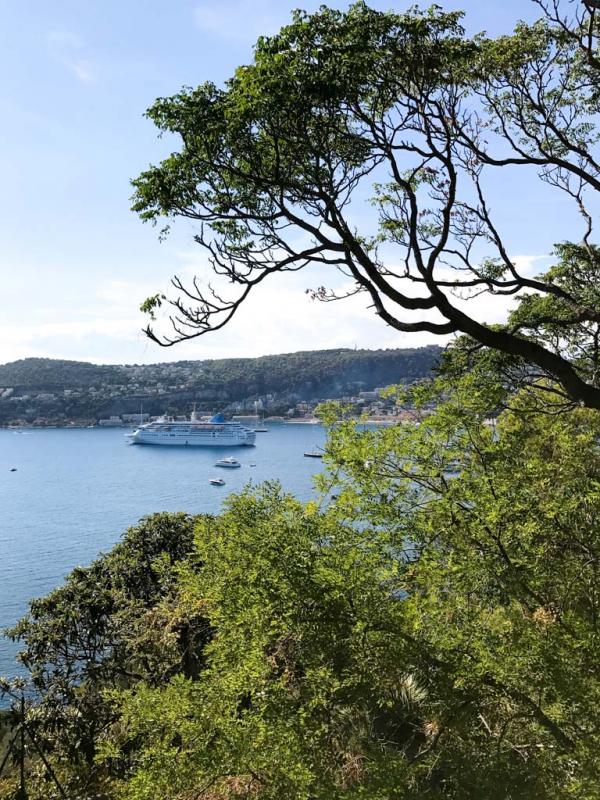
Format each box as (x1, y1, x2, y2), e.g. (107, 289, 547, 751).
(131, 434, 255, 447)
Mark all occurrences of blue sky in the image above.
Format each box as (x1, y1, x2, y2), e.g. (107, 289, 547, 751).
(0, 0, 580, 364)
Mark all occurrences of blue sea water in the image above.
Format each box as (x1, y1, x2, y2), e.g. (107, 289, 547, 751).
(0, 423, 327, 678)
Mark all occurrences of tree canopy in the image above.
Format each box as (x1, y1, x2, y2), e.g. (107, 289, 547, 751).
(105, 383, 600, 799)
(134, 0, 600, 408)
(2, 513, 209, 798)
(5, 379, 600, 797)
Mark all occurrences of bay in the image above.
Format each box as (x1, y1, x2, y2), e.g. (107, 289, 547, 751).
(0, 423, 327, 678)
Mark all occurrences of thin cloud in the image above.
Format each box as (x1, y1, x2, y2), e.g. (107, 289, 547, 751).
(151, 250, 549, 354)
(511, 254, 550, 276)
(47, 30, 98, 84)
(0, 253, 550, 366)
(70, 60, 96, 84)
(0, 318, 145, 366)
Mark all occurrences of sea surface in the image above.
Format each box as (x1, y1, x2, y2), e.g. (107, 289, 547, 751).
(0, 423, 327, 678)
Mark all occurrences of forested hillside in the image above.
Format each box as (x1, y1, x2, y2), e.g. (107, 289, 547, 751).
(0, 346, 441, 424)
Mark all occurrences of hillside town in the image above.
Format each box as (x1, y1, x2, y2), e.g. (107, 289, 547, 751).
(0, 384, 426, 428)
(0, 348, 441, 427)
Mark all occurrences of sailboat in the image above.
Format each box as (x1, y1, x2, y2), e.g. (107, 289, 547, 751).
(253, 400, 268, 432)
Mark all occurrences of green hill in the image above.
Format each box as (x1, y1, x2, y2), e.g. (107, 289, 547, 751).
(0, 346, 442, 424)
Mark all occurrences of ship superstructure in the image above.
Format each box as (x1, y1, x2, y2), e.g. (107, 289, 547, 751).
(128, 412, 256, 447)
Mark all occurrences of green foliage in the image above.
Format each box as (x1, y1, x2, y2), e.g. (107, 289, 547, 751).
(139, 293, 166, 321)
(506, 243, 600, 387)
(108, 486, 421, 800)
(320, 379, 600, 797)
(5, 513, 210, 798)
(439, 243, 600, 409)
(0, 358, 128, 390)
(7, 372, 600, 798)
(132, 3, 473, 228)
(0, 349, 440, 396)
(95, 381, 600, 799)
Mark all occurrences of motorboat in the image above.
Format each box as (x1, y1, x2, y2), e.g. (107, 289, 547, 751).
(215, 457, 241, 468)
(304, 451, 323, 458)
(209, 477, 226, 486)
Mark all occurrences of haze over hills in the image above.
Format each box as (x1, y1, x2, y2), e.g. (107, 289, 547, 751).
(0, 346, 442, 425)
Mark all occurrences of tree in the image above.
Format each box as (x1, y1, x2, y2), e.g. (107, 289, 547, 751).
(107, 486, 432, 800)
(97, 381, 600, 799)
(133, 1, 600, 408)
(4, 513, 210, 799)
(441, 243, 600, 411)
(318, 378, 600, 797)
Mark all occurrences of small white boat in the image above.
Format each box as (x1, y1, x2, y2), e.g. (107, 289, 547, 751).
(304, 451, 323, 459)
(209, 477, 226, 486)
(215, 457, 241, 468)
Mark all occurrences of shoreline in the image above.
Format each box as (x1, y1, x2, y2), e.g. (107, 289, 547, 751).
(1, 417, 405, 430)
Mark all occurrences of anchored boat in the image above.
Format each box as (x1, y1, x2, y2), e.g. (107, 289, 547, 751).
(215, 457, 241, 468)
(128, 412, 255, 448)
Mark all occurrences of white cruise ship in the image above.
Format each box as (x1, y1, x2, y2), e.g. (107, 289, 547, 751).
(128, 412, 256, 447)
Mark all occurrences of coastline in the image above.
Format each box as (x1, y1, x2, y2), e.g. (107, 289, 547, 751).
(1, 416, 407, 430)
